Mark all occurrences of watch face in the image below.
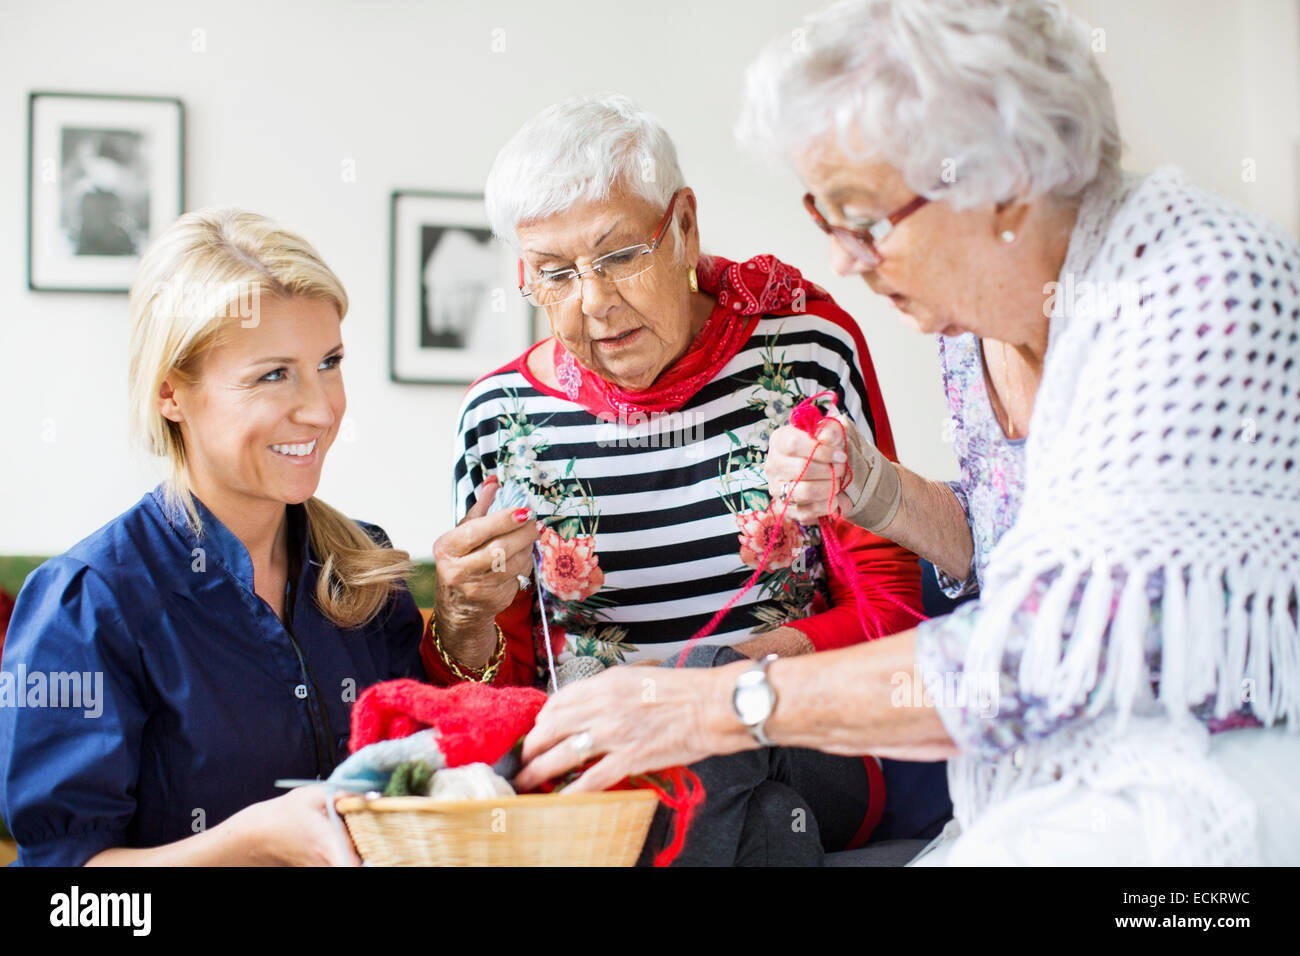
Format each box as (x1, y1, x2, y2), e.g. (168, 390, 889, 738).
(735, 681, 774, 725)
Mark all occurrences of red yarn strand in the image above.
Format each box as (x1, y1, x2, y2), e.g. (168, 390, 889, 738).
(656, 393, 928, 861)
(676, 392, 926, 668)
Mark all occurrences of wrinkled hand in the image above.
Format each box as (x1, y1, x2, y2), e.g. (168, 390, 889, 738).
(766, 413, 896, 530)
(226, 785, 361, 866)
(516, 664, 740, 794)
(764, 416, 853, 523)
(433, 476, 539, 657)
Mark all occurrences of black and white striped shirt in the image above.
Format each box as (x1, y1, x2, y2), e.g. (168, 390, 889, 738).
(451, 305, 894, 668)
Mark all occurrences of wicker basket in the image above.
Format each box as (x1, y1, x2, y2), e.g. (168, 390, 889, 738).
(338, 789, 660, 866)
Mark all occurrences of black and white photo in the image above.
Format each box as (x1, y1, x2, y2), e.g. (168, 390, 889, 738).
(389, 190, 533, 384)
(26, 92, 183, 292)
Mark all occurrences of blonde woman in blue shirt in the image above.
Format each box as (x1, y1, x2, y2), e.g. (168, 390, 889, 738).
(0, 209, 438, 866)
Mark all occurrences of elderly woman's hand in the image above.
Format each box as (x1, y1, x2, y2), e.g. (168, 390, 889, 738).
(764, 418, 852, 523)
(765, 414, 901, 534)
(432, 476, 539, 667)
(515, 662, 752, 794)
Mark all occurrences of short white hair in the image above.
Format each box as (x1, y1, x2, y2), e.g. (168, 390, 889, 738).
(484, 93, 687, 251)
(736, 0, 1121, 208)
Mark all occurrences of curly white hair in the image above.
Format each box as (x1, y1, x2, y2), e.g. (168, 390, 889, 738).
(485, 93, 687, 252)
(736, 0, 1122, 208)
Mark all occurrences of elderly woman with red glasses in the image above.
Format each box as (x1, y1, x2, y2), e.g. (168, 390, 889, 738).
(518, 0, 1300, 867)
(427, 92, 950, 864)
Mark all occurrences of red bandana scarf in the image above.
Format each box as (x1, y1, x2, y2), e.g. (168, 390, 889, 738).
(552, 253, 830, 420)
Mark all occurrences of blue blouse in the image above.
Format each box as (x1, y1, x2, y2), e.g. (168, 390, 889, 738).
(0, 485, 423, 866)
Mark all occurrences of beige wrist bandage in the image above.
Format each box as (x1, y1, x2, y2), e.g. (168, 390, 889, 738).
(833, 413, 902, 534)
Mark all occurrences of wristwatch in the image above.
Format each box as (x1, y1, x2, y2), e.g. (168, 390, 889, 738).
(732, 653, 778, 747)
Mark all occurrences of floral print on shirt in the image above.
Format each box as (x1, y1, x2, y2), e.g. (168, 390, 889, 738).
(468, 388, 626, 667)
(933, 334, 1028, 597)
(717, 333, 829, 633)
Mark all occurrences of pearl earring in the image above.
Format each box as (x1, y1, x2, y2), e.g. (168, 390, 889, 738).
(1001, 230, 1016, 244)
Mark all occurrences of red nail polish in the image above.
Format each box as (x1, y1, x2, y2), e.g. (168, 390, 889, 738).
(513, 507, 532, 522)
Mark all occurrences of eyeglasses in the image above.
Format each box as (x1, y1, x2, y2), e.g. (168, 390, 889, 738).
(803, 192, 929, 268)
(518, 190, 681, 306)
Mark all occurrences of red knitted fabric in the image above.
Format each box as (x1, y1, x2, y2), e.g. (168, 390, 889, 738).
(349, 679, 547, 768)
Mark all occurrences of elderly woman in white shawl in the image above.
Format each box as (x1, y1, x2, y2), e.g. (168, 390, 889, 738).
(516, 0, 1299, 865)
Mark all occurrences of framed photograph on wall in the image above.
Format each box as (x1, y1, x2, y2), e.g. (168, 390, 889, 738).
(26, 92, 184, 292)
(389, 190, 536, 385)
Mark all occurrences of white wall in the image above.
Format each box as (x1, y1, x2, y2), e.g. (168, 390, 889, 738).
(2, 0, 1296, 558)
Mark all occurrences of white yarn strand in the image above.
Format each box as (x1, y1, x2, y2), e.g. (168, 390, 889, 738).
(1220, 567, 1251, 718)
(485, 478, 560, 692)
(1246, 574, 1274, 725)
(534, 547, 559, 694)
(1052, 557, 1112, 715)
(1187, 564, 1223, 710)
(1019, 558, 1082, 695)
(1272, 581, 1299, 723)
(967, 564, 1041, 683)
(1083, 568, 1135, 723)
(1158, 564, 1189, 715)
(1109, 569, 1155, 730)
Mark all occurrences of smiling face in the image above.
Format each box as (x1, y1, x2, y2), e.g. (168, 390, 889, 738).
(516, 186, 706, 391)
(794, 135, 1033, 341)
(160, 295, 345, 517)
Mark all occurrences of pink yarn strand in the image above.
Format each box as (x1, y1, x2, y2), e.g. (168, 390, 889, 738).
(675, 392, 926, 668)
(674, 442, 819, 668)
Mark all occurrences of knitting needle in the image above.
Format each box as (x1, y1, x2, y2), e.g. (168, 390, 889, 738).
(274, 777, 375, 792)
(533, 543, 560, 693)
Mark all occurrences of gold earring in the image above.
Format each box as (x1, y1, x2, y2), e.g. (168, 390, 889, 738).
(688, 267, 699, 293)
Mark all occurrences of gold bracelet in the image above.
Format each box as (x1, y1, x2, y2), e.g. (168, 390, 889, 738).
(432, 616, 506, 684)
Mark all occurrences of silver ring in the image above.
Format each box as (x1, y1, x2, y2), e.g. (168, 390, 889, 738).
(780, 480, 793, 503)
(568, 730, 594, 758)
(516, 574, 531, 591)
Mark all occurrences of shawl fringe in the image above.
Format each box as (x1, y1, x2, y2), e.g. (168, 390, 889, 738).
(968, 554, 1299, 736)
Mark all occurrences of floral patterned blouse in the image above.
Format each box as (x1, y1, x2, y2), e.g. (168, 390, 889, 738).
(932, 333, 1028, 598)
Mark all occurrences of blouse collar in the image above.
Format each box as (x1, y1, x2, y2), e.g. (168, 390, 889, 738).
(148, 483, 313, 594)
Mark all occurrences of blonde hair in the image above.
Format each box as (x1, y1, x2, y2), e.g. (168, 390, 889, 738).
(128, 207, 414, 629)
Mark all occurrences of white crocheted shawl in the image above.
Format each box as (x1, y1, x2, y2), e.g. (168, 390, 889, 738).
(945, 166, 1300, 864)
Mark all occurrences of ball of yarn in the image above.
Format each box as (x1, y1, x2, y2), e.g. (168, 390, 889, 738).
(427, 762, 515, 801)
(382, 760, 434, 797)
(789, 399, 825, 434)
